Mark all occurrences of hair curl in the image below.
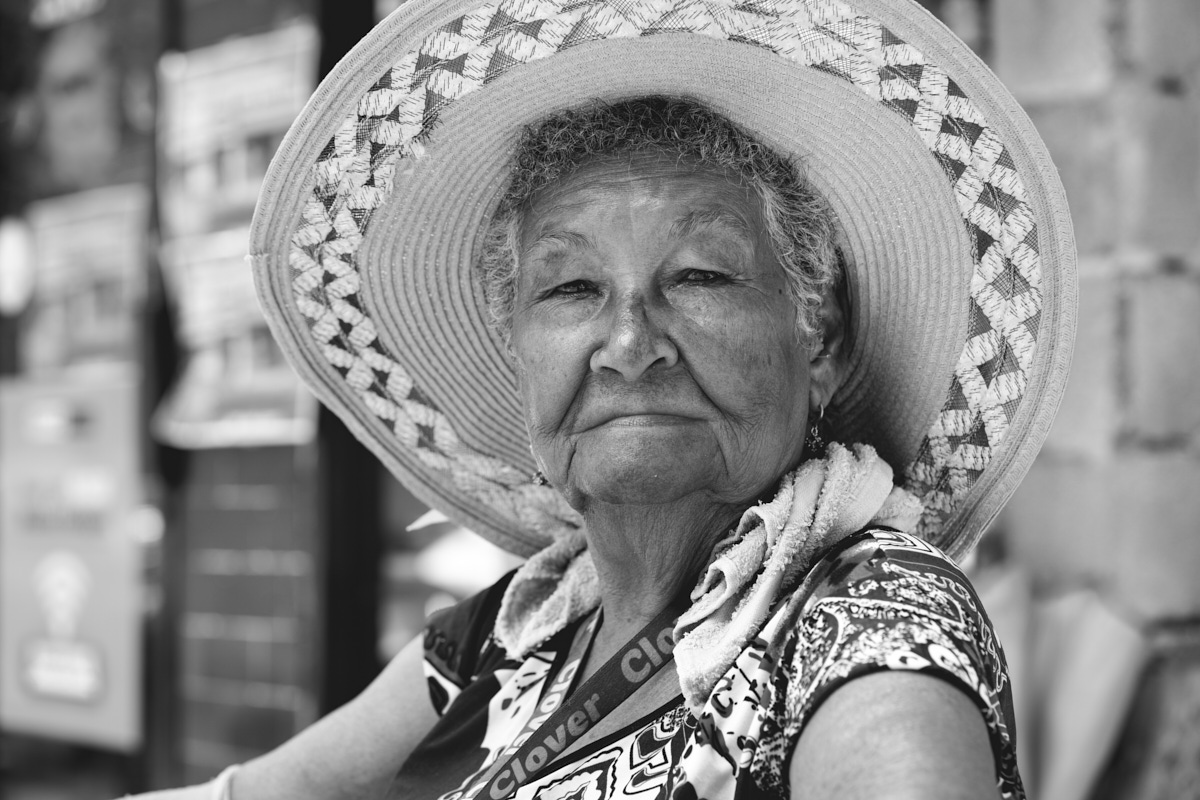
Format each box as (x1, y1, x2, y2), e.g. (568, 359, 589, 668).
(477, 96, 842, 347)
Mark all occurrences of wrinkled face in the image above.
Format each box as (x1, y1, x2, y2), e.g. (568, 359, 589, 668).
(510, 153, 817, 512)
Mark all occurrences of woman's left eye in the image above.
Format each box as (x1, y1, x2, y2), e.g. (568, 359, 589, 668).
(681, 269, 725, 284)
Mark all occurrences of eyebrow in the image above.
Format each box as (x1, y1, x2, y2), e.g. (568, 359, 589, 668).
(522, 230, 592, 256)
(669, 207, 755, 241)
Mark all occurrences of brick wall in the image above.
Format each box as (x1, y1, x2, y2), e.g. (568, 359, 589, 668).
(175, 447, 320, 784)
(984, 0, 1200, 795)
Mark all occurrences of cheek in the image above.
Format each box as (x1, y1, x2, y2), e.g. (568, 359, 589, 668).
(729, 347, 809, 418)
(512, 328, 586, 436)
(680, 299, 807, 401)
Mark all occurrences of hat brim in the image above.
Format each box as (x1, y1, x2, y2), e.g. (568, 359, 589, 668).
(251, 0, 1077, 559)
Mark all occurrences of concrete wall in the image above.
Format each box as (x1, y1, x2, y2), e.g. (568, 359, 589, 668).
(982, 1, 1200, 796)
(993, 0, 1200, 624)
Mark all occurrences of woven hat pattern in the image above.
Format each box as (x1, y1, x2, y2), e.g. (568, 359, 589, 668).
(286, 0, 1042, 553)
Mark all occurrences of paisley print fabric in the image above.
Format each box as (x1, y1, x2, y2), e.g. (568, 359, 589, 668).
(390, 530, 1025, 799)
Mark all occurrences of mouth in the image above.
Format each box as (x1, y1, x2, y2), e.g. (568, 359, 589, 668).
(571, 379, 709, 433)
(598, 413, 697, 428)
(576, 410, 704, 433)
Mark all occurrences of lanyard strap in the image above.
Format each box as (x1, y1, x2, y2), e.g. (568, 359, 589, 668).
(479, 603, 680, 800)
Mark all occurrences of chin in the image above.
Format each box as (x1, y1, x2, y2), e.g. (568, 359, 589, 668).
(584, 475, 695, 506)
(571, 451, 716, 507)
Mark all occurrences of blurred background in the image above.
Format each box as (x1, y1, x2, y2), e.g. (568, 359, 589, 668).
(0, 0, 1196, 798)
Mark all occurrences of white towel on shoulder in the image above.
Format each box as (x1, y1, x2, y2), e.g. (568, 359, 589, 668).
(672, 442, 922, 712)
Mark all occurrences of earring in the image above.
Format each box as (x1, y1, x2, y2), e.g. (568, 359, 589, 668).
(804, 404, 828, 460)
(527, 439, 550, 486)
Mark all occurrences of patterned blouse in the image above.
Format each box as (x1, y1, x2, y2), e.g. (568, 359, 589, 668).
(389, 530, 1024, 799)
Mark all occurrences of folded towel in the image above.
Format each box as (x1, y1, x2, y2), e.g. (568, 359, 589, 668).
(672, 443, 922, 712)
(495, 527, 599, 657)
(494, 443, 923, 714)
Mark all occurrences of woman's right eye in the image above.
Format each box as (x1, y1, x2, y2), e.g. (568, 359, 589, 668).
(548, 280, 595, 297)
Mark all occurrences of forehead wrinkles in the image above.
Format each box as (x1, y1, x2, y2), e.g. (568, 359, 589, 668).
(523, 191, 760, 242)
(524, 205, 757, 257)
(522, 153, 751, 217)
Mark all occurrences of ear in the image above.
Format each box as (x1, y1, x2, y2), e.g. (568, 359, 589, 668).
(807, 283, 850, 414)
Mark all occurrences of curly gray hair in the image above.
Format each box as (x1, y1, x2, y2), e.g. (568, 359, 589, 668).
(478, 96, 842, 346)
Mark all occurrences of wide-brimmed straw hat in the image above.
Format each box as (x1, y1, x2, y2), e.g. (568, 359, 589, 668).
(250, 0, 1076, 560)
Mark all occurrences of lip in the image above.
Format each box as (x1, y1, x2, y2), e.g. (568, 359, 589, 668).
(576, 411, 705, 434)
(597, 413, 698, 428)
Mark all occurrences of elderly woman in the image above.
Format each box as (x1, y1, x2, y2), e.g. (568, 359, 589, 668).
(141, 0, 1076, 798)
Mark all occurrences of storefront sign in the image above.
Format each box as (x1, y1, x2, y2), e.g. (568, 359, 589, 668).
(0, 367, 143, 750)
(21, 184, 148, 372)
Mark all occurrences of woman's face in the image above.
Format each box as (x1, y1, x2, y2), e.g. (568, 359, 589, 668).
(510, 153, 820, 512)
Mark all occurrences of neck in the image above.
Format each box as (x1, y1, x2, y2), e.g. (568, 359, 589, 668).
(582, 495, 741, 641)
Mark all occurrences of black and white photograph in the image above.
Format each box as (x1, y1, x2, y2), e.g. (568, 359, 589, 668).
(0, 0, 1197, 798)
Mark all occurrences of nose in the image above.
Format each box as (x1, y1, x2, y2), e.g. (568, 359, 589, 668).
(590, 293, 678, 380)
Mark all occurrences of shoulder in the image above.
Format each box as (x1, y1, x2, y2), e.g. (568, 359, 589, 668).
(784, 528, 1008, 717)
(801, 528, 975, 610)
(789, 528, 997, 668)
(751, 529, 1023, 797)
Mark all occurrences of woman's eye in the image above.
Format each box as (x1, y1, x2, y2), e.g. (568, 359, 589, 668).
(681, 269, 725, 284)
(548, 279, 595, 297)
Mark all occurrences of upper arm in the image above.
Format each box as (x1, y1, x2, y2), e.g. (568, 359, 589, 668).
(789, 670, 1000, 800)
(755, 531, 1021, 799)
(231, 633, 438, 800)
